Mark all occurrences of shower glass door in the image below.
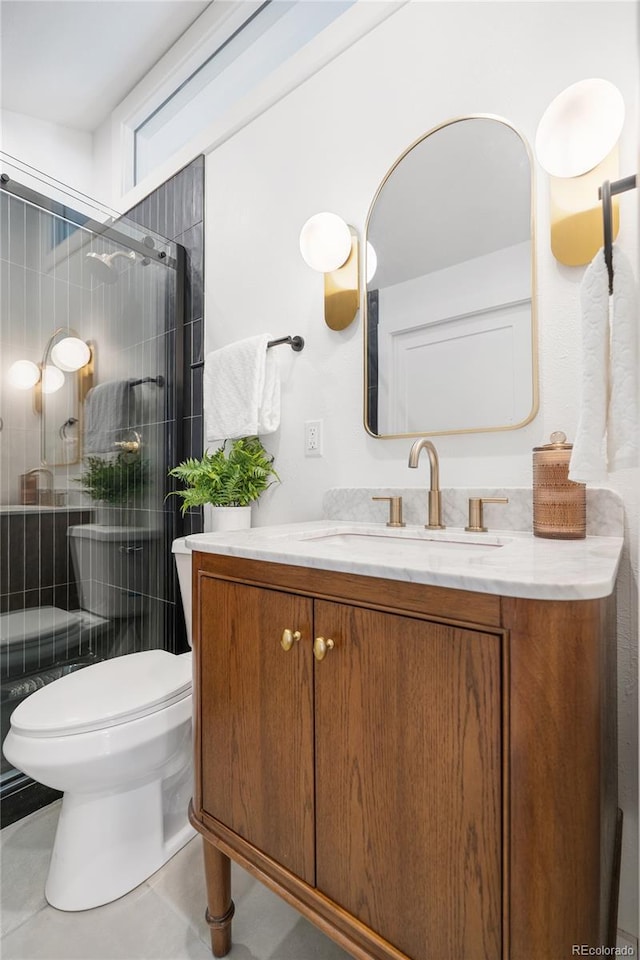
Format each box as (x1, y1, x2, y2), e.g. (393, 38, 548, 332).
(0, 157, 185, 821)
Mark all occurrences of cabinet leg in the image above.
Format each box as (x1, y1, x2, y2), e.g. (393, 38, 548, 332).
(202, 839, 234, 957)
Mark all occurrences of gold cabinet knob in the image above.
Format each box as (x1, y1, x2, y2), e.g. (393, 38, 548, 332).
(280, 629, 301, 652)
(313, 636, 335, 661)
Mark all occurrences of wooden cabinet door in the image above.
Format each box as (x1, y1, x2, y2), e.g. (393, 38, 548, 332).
(199, 577, 315, 884)
(314, 601, 502, 960)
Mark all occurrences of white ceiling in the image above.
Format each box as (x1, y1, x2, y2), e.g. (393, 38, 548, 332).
(0, 0, 211, 132)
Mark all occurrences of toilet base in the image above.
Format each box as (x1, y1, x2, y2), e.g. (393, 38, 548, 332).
(45, 771, 196, 911)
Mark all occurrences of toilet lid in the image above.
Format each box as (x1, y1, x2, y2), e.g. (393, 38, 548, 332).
(9, 650, 192, 737)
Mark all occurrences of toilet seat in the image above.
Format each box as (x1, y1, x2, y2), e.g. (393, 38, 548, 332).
(1, 606, 83, 678)
(9, 650, 192, 738)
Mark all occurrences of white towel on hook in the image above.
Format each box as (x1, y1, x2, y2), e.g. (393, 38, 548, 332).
(569, 245, 638, 483)
(607, 246, 638, 471)
(204, 334, 280, 441)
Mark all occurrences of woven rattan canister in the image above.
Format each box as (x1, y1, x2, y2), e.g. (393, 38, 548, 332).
(533, 431, 586, 539)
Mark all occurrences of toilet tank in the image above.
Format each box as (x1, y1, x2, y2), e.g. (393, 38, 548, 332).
(171, 538, 193, 647)
(68, 525, 152, 619)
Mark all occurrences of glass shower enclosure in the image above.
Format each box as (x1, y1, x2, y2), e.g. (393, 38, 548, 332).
(0, 157, 186, 823)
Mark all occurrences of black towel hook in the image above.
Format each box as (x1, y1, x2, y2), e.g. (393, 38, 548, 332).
(598, 173, 637, 295)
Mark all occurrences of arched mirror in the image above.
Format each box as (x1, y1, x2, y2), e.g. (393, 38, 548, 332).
(364, 115, 537, 438)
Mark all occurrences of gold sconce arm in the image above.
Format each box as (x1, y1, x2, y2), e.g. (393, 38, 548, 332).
(323, 229, 360, 331)
(78, 342, 95, 407)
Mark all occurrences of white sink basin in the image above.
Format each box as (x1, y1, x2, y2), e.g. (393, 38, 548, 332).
(298, 527, 507, 556)
(185, 520, 623, 601)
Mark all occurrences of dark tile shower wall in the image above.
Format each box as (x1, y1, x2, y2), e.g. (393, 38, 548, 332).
(125, 157, 205, 651)
(0, 510, 92, 615)
(126, 156, 205, 535)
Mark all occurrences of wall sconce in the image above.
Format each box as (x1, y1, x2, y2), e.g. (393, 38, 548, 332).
(299, 212, 360, 330)
(535, 78, 625, 266)
(366, 242, 377, 283)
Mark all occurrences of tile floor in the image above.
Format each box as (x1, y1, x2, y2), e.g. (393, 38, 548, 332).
(1, 800, 351, 960)
(4, 801, 637, 960)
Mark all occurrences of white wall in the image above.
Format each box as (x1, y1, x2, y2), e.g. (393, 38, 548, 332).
(0, 109, 94, 199)
(203, 0, 638, 938)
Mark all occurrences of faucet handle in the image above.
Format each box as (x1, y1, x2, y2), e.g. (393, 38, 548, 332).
(465, 497, 509, 533)
(372, 496, 406, 528)
(113, 430, 141, 455)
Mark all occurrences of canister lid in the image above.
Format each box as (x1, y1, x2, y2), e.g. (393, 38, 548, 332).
(533, 431, 573, 451)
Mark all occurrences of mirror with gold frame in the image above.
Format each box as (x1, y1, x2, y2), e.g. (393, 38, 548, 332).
(41, 328, 93, 466)
(364, 115, 537, 438)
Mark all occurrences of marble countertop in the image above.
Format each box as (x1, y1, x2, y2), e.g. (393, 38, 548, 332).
(186, 521, 623, 601)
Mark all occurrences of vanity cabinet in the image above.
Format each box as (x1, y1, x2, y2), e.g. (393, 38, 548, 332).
(191, 553, 618, 960)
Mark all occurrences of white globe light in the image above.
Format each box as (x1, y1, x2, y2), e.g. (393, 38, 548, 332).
(366, 242, 378, 283)
(535, 78, 625, 178)
(51, 337, 90, 372)
(7, 360, 40, 390)
(41, 365, 65, 394)
(299, 212, 352, 273)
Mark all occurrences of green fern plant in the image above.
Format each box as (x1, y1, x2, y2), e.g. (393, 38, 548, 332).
(168, 437, 279, 514)
(77, 454, 148, 506)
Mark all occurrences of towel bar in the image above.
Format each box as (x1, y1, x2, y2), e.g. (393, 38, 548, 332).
(130, 376, 164, 387)
(190, 335, 304, 370)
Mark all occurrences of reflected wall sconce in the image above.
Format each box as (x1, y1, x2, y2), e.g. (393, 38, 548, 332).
(535, 78, 625, 266)
(299, 212, 360, 330)
(7, 333, 94, 415)
(41, 365, 66, 394)
(50, 337, 92, 372)
(7, 360, 41, 390)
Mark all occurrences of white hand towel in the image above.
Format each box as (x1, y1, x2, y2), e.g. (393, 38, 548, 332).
(204, 334, 280, 441)
(568, 250, 610, 483)
(84, 380, 134, 455)
(607, 246, 638, 471)
(569, 245, 639, 483)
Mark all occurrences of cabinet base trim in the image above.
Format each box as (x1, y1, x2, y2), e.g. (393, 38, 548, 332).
(190, 806, 412, 960)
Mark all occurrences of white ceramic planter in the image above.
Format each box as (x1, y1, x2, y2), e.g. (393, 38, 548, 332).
(94, 504, 130, 526)
(203, 505, 252, 533)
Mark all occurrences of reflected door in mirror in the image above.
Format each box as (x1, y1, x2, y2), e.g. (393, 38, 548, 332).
(365, 116, 537, 438)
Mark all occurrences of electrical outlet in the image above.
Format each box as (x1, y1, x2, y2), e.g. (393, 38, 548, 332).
(304, 420, 323, 457)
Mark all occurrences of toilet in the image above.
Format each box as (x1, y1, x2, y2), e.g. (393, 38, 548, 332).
(2, 536, 197, 912)
(0, 524, 153, 686)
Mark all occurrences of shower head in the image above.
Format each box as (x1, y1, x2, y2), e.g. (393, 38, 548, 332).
(86, 250, 136, 284)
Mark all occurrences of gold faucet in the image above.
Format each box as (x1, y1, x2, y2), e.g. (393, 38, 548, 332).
(407, 439, 445, 529)
(25, 468, 54, 506)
